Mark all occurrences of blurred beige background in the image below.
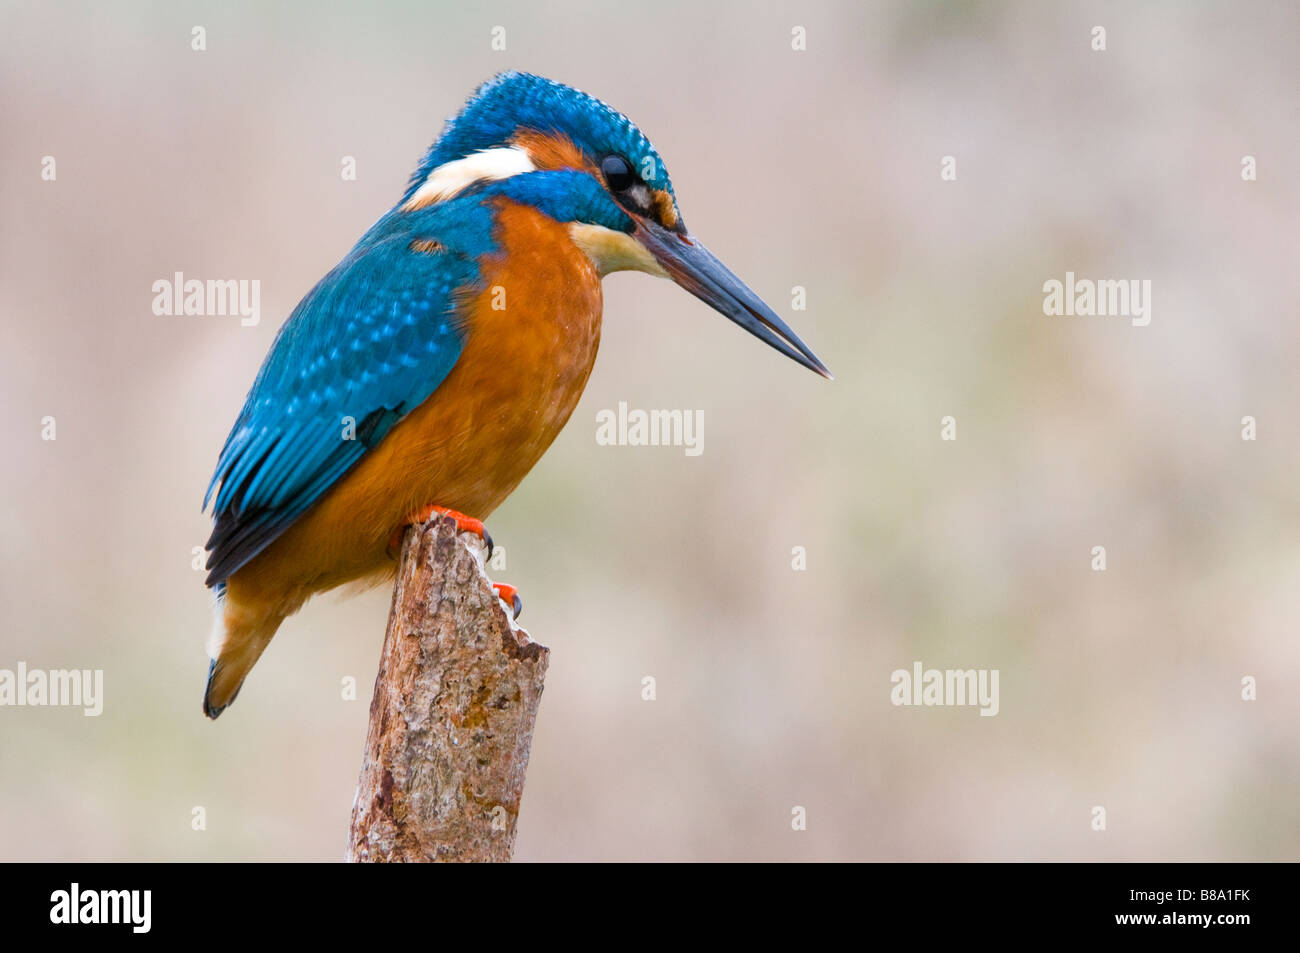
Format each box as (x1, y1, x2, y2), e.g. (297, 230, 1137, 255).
(1, 0, 1297, 861)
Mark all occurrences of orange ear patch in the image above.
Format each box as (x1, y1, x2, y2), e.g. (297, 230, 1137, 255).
(650, 189, 679, 229)
(511, 130, 597, 174)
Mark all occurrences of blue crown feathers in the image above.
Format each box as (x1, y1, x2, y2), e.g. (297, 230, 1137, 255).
(403, 72, 674, 204)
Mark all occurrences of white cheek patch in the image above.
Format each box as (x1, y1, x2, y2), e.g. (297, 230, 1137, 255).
(403, 146, 537, 210)
(569, 223, 669, 278)
(624, 183, 652, 211)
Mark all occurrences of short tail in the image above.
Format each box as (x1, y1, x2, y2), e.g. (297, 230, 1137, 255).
(203, 600, 284, 719)
(203, 658, 243, 719)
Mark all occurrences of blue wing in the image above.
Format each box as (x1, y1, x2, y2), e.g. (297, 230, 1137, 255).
(203, 210, 488, 587)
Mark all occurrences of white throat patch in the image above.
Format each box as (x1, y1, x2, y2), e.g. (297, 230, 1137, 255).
(403, 146, 536, 210)
(569, 223, 668, 278)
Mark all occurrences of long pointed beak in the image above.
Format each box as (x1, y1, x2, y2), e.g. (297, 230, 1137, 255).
(635, 220, 832, 379)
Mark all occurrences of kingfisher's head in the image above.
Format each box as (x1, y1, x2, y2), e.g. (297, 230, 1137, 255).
(403, 72, 830, 378)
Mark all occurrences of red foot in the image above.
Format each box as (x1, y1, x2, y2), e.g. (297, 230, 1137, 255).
(493, 583, 523, 619)
(388, 505, 489, 556)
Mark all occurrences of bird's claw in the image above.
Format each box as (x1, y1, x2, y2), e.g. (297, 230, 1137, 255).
(388, 504, 491, 558)
(493, 583, 522, 619)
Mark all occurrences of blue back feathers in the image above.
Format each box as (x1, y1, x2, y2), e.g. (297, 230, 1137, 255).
(203, 204, 480, 584)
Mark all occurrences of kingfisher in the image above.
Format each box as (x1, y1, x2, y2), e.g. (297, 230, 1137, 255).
(201, 72, 829, 718)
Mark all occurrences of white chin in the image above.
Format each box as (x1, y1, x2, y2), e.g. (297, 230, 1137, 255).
(568, 223, 669, 278)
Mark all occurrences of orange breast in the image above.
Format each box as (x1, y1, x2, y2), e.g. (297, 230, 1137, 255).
(228, 199, 603, 611)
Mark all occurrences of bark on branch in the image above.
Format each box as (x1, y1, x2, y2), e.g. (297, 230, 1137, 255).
(346, 514, 549, 862)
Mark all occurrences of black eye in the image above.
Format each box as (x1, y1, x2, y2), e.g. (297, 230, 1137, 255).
(600, 155, 636, 192)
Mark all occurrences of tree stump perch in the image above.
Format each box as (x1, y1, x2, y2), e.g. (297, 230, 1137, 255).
(346, 514, 549, 862)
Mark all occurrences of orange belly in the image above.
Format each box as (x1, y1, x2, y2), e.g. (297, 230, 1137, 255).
(226, 200, 603, 616)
